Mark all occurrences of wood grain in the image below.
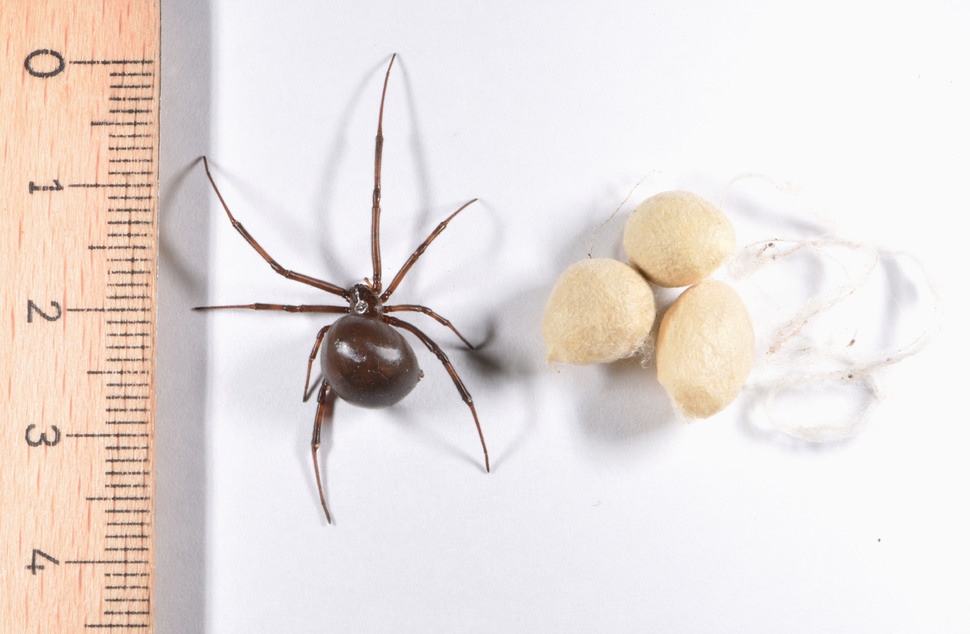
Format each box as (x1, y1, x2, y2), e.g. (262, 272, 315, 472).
(0, 1, 160, 631)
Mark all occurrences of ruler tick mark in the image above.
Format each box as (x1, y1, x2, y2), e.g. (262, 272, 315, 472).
(66, 433, 149, 438)
(65, 559, 150, 564)
(71, 59, 154, 65)
(70, 182, 152, 188)
(92, 121, 152, 127)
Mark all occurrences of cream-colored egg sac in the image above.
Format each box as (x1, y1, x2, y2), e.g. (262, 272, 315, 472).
(623, 191, 736, 287)
(656, 280, 753, 418)
(542, 258, 656, 365)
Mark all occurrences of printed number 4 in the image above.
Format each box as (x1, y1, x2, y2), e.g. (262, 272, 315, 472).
(26, 549, 59, 575)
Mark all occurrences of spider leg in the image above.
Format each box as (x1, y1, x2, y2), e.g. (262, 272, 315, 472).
(384, 315, 489, 473)
(380, 198, 477, 302)
(303, 325, 332, 402)
(193, 303, 348, 314)
(201, 156, 348, 298)
(312, 381, 335, 525)
(384, 304, 475, 349)
(370, 54, 397, 295)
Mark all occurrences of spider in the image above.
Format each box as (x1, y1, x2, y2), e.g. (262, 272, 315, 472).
(195, 54, 488, 524)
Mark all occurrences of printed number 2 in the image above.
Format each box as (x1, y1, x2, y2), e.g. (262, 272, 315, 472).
(27, 300, 62, 323)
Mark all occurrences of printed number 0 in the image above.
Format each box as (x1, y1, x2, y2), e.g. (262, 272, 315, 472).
(24, 49, 65, 78)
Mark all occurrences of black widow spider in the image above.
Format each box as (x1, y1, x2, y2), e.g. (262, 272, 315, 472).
(195, 54, 488, 524)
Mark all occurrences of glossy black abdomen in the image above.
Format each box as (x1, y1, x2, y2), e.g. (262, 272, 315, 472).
(321, 315, 421, 408)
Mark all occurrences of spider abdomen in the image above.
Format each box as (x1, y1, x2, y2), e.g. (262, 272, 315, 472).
(321, 315, 421, 408)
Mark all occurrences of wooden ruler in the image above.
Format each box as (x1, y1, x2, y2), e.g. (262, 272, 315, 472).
(0, 2, 161, 632)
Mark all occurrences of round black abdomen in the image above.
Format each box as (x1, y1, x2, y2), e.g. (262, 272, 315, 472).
(321, 315, 421, 408)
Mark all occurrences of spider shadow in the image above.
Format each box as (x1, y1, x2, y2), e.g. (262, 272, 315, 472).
(306, 55, 438, 289)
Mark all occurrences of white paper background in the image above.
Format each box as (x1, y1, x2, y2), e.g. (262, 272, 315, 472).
(157, 1, 970, 632)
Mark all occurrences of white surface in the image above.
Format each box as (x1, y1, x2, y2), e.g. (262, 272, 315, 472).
(158, 1, 970, 632)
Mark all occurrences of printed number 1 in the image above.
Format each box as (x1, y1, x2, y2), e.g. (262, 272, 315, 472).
(28, 179, 63, 194)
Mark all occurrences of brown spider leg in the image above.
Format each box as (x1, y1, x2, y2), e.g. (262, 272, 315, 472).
(370, 54, 397, 295)
(193, 303, 349, 314)
(384, 315, 489, 473)
(303, 325, 332, 402)
(380, 198, 477, 302)
(202, 156, 348, 298)
(312, 381, 335, 524)
(384, 304, 475, 349)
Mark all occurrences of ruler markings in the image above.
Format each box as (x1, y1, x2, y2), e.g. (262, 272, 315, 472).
(92, 121, 153, 127)
(4, 4, 159, 631)
(65, 559, 149, 565)
(105, 597, 150, 603)
(71, 59, 154, 65)
(104, 546, 149, 553)
(67, 307, 151, 312)
(67, 433, 148, 438)
(70, 182, 152, 188)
